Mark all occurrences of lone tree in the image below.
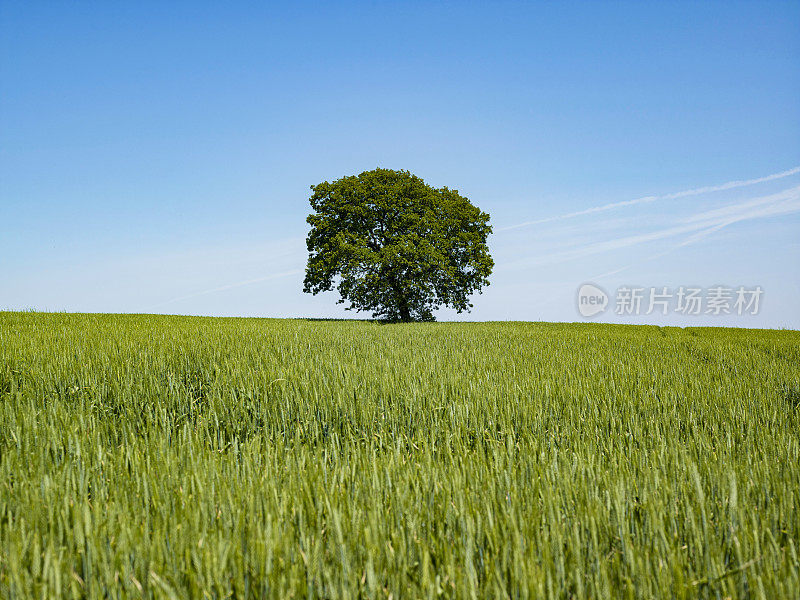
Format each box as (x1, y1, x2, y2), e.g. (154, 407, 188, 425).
(303, 168, 493, 321)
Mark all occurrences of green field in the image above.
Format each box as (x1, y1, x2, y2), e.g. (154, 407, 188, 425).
(0, 313, 798, 598)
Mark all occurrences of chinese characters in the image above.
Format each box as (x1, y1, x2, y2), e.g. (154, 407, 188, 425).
(614, 286, 762, 316)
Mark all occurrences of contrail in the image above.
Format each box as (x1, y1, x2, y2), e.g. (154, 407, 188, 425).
(497, 165, 800, 232)
(589, 221, 733, 281)
(151, 269, 303, 308)
(502, 184, 800, 271)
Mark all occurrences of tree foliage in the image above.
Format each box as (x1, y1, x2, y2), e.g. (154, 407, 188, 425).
(303, 168, 493, 321)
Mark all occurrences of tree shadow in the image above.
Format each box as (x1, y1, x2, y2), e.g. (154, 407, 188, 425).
(293, 317, 375, 323)
(293, 317, 428, 325)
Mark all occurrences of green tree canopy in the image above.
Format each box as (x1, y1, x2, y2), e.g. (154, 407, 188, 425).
(303, 168, 493, 321)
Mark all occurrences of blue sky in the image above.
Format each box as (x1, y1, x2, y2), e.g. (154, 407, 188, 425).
(2, 1, 799, 327)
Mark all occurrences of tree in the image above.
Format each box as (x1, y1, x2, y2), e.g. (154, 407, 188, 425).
(303, 168, 493, 322)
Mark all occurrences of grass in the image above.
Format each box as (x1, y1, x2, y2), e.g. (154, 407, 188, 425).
(0, 312, 798, 598)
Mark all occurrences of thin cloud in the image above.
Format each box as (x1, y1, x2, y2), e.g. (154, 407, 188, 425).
(497, 165, 800, 232)
(683, 185, 800, 224)
(502, 184, 800, 271)
(151, 269, 303, 309)
(589, 221, 734, 280)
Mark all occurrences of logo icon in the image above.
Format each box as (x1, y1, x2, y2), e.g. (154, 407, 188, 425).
(577, 283, 608, 317)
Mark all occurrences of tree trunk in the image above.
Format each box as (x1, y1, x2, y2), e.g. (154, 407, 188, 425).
(399, 301, 411, 322)
(390, 277, 412, 322)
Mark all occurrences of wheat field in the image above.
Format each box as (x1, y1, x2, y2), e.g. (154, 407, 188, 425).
(0, 312, 798, 598)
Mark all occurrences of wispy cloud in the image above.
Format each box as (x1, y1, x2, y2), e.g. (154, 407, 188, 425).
(497, 166, 800, 232)
(502, 184, 800, 271)
(684, 185, 800, 224)
(151, 269, 303, 309)
(588, 221, 735, 280)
